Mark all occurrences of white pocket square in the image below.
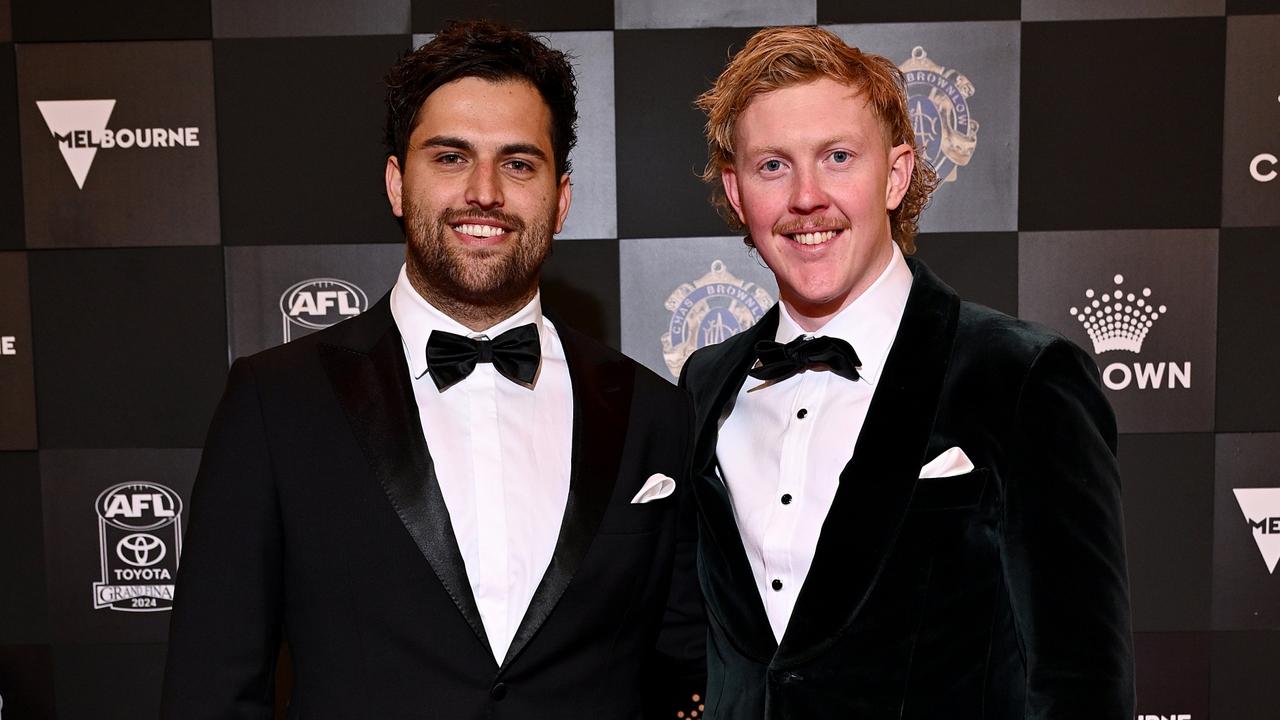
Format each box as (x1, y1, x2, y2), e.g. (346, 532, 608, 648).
(631, 473, 676, 504)
(919, 447, 975, 479)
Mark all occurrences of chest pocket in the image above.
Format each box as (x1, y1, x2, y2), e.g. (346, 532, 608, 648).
(907, 469, 990, 512)
(595, 490, 672, 535)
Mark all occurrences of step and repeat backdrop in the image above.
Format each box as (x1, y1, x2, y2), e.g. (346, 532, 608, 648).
(1, 0, 1278, 717)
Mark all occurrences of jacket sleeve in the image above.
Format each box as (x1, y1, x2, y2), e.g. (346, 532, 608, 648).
(161, 358, 284, 720)
(1001, 338, 1135, 718)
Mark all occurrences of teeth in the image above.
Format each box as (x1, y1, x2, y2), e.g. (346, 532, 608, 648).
(792, 230, 837, 245)
(454, 223, 505, 238)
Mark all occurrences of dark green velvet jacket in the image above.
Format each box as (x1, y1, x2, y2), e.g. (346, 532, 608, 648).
(679, 259, 1134, 719)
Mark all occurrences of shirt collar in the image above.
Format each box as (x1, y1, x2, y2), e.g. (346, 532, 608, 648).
(774, 242, 912, 386)
(389, 264, 545, 380)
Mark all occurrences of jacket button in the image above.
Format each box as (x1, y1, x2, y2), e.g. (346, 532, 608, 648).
(490, 682, 507, 701)
(771, 578, 783, 591)
(781, 671, 803, 684)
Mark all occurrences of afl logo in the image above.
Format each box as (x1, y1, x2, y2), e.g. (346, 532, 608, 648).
(279, 277, 368, 342)
(96, 482, 181, 531)
(899, 46, 979, 187)
(93, 482, 183, 613)
(661, 260, 774, 379)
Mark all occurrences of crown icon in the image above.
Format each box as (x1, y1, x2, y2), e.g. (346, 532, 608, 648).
(1068, 274, 1166, 354)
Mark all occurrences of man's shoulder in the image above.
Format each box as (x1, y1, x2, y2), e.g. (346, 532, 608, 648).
(233, 300, 390, 383)
(908, 257, 1086, 368)
(955, 301, 1051, 352)
(951, 299, 1095, 385)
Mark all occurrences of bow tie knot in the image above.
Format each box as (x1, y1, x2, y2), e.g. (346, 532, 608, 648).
(425, 323, 541, 390)
(748, 334, 862, 383)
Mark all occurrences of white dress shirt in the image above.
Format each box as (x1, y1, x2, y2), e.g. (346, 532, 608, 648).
(390, 266, 573, 663)
(716, 244, 913, 642)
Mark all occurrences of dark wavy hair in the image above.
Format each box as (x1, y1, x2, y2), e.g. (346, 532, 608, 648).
(384, 20, 578, 177)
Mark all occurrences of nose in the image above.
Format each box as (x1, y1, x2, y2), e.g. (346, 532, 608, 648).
(464, 160, 503, 210)
(788, 164, 828, 216)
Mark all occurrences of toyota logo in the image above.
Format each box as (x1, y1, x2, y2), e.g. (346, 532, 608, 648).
(116, 533, 167, 567)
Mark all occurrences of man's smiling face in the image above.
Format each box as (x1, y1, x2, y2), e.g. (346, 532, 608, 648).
(386, 75, 571, 312)
(721, 77, 913, 328)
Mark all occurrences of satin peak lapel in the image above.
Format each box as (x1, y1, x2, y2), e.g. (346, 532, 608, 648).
(317, 298, 492, 660)
(775, 261, 960, 665)
(500, 325, 631, 671)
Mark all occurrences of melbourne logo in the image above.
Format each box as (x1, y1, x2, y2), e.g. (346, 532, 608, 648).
(93, 482, 183, 612)
(1248, 91, 1277, 183)
(279, 278, 368, 342)
(1233, 487, 1280, 574)
(661, 260, 773, 379)
(1, 335, 14, 356)
(1068, 274, 1189, 391)
(899, 46, 979, 188)
(36, 99, 202, 189)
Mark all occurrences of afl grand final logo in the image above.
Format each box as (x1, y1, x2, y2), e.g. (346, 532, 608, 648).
(900, 47, 979, 186)
(661, 260, 773, 379)
(279, 278, 368, 342)
(93, 482, 183, 612)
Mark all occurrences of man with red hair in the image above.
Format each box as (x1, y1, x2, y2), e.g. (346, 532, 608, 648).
(681, 26, 1134, 718)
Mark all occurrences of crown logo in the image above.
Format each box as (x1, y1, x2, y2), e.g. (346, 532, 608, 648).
(1068, 274, 1166, 354)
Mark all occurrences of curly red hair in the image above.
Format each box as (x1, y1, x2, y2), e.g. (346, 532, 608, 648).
(696, 26, 938, 254)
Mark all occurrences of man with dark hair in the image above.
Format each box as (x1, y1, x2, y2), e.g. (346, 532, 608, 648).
(681, 26, 1134, 718)
(163, 21, 703, 719)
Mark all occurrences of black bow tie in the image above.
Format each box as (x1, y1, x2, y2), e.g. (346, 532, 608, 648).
(748, 335, 862, 383)
(425, 323, 541, 390)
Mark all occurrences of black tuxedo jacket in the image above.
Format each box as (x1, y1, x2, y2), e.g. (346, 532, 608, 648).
(680, 260, 1134, 719)
(162, 296, 704, 719)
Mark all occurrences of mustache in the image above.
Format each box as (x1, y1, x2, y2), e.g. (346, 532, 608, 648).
(772, 217, 850, 236)
(437, 207, 526, 232)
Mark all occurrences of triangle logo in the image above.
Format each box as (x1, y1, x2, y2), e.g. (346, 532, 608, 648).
(1233, 488, 1280, 574)
(36, 99, 116, 189)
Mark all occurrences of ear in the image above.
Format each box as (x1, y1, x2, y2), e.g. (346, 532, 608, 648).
(885, 143, 914, 211)
(720, 165, 747, 225)
(553, 172, 573, 234)
(385, 155, 404, 218)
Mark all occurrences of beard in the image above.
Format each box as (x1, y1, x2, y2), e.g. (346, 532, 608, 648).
(403, 197, 555, 312)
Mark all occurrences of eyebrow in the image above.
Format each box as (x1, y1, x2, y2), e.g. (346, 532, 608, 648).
(499, 142, 548, 161)
(744, 145, 787, 159)
(745, 136, 862, 158)
(817, 135, 858, 150)
(422, 135, 473, 152)
(421, 135, 548, 161)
